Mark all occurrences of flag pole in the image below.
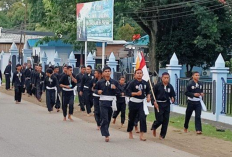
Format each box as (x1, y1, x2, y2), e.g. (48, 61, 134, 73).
(148, 77, 159, 113)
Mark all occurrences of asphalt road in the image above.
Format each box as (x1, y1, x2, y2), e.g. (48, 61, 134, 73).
(0, 92, 198, 157)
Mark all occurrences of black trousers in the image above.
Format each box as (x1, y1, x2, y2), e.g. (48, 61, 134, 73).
(55, 93, 61, 109)
(46, 89, 55, 112)
(78, 87, 85, 111)
(127, 101, 147, 133)
(100, 100, 113, 137)
(184, 101, 202, 131)
(36, 83, 43, 99)
(93, 97, 101, 126)
(151, 102, 170, 138)
(134, 114, 139, 126)
(112, 101, 126, 124)
(83, 90, 93, 114)
(15, 86, 22, 102)
(5, 74, 10, 90)
(62, 91, 74, 117)
(25, 79, 32, 95)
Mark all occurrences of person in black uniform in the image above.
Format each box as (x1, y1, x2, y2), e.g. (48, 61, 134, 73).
(12, 64, 25, 104)
(43, 68, 60, 113)
(59, 66, 77, 121)
(34, 65, 45, 102)
(21, 63, 27, 94)
(59, 64, 67, 79)
(184, 71, 204, 134)
(31, 64, 38, 96)
(94, 66, 120, 142)
(112, 76, 126, 128)
(53, 66, 61, 112)
(76, 65, 86, 112)
(151, 72, 175, 140)
(0, 69, 2, 85)
(80, 65, 94, 116)
(126, 69, 151, 141)
(125, 75, 140, 133)
(4, 61, 12, 90)
(24, 63, 33, 97)
(90, 69, 102, 130)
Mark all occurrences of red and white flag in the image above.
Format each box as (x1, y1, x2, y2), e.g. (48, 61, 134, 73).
(135, 52, 150, 81)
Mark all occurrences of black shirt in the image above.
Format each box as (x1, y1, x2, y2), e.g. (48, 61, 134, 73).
(59, 74, 76, 90)
(185, 80, 203, 98)
(53, 73, 61, 81)
(76, 72, 84, 87)
(152, 82, 175, 104)
(94, 78, 120, 97)
(24, 68, 33, 79)
(4, 64, 11, 76)
(80, 73, 94, 91)
(34, 72, 46, 86)
(43, 74, 59, 92)
(126, 79, 150, 99)
(12, 71, 25, 87)
(0, 70, 2, 83)
(117, 83, 126, 103)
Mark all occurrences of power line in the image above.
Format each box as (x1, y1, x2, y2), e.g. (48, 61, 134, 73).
(131, 4, 229, 22)
(123, 0, 218, 14)
(130, 2, 226, 19)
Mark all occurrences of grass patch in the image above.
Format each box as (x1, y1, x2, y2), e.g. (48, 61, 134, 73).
(1, 76, 5, 83)
(126, 108, 232, 142)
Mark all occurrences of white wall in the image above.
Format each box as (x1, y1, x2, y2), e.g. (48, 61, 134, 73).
(1, 53, 10, 72)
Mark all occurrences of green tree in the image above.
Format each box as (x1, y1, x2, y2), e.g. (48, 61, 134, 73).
(117, 23, 135, 41)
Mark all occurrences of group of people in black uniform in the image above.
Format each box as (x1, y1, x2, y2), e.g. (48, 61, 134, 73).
(3, 61, 204, 142)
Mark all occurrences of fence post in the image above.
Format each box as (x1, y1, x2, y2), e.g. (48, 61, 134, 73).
(210, 54, 229, 120)
(0, 50, 4, 71)
(10, 42, 19, 74)
(107, 52, 118, 78)
(86, 52, 95, 69)
(41, 51, 48, 72)
(22, 40, 32, 64)
(54, 51, 61, 66)
(166, 53, 182, 107)
(68, 51, 77, 68)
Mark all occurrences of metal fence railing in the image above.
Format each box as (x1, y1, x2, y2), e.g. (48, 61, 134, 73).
(177, 78, 215, 112)
(222, 77, 232, 115)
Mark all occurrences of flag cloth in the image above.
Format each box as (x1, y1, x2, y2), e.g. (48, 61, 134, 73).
(135, 52, 141, 70)
(138, 52, 150, 81)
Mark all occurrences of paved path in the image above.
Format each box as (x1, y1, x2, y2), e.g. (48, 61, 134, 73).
(0, 92, 198, 157)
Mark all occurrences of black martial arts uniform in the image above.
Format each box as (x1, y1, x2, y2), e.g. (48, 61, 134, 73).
(4, 64, 11, 90)
(12, 71, 25, 102)
(151, 82, 175, 138)
(43, 75, 59, 112)
(34, 72, 45, 100)
(31, 69, 37, 96)
(24, 68, 33, 95)
(125, 80, 139, 127)
(53, 73, 61, 110)
(112, 83, 126, 124)
(59, 74, 76, 118)
(80, 73, 94, 114)
(184, 80, 203, 132)
(76, 72, 85, 111)
(90, 78, 101, 127)
(126, 79, 150, 133)
(94, 79, 120, 137)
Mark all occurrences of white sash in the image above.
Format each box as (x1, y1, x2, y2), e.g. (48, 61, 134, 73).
(100, 95, 117, 111)
(125, 97, 130, 105)
(188, 96, 207, 111)
(46, 86, 58, 103)
(93, 93, 100, 97)
(130, 97, 143, 103)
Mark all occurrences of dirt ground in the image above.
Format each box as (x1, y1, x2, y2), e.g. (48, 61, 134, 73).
(1, 85, 232, 157)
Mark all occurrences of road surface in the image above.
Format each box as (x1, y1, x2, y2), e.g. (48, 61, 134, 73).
(0, 92, 198, 157)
